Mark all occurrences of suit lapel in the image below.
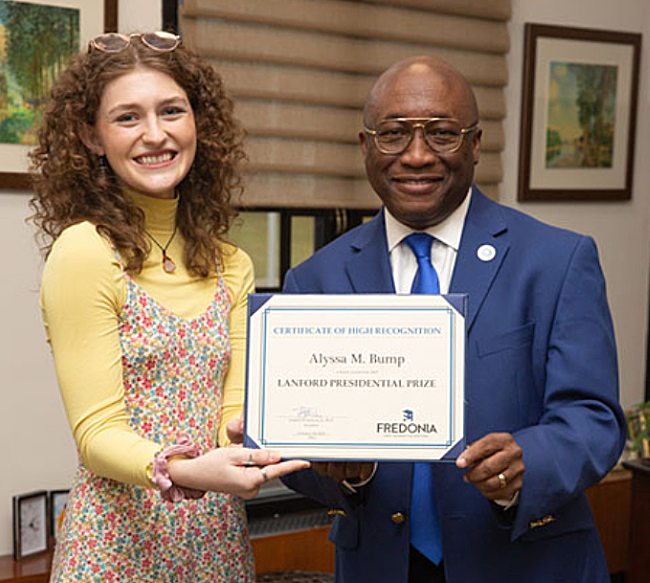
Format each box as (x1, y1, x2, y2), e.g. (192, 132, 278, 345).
(450, 188, 509, 331)
(340, 194, 509, 324)
(345, 213, 395, 293)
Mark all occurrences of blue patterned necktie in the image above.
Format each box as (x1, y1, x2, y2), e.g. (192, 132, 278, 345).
(404, 232, 443, 565)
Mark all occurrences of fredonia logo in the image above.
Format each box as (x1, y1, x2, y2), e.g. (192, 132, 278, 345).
(377, 409, 437, 434)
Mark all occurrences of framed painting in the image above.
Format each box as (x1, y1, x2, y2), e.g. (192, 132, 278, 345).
(49, 488, 70, 542)
(0, 0, 117, 190)
(627, 403, 650, 459)
(518, 23, 641, 201)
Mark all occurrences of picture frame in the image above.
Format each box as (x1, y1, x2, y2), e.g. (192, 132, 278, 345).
(49, 489, 70, 542)
(518, 23, 641, 202)
(627, 403, 650, 459)
(0, 0, 117, 190)
(13, 490, 49, 560)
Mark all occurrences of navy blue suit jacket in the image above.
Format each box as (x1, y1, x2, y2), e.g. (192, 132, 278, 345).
(282, 188, 625, 583)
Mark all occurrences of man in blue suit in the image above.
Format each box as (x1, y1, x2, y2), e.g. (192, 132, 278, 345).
(281, 56, 625, 583)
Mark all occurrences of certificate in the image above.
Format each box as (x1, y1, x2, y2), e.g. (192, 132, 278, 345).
(244, 294, 466, 461)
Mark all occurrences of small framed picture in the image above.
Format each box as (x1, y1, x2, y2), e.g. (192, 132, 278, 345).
(626, 405, 650, 459)
(50, 489, 70, 542)
(518, 23, 641, 201)
(13, 490, 49, 560)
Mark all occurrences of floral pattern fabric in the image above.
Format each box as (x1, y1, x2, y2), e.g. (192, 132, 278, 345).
(50, 272, 255, 582)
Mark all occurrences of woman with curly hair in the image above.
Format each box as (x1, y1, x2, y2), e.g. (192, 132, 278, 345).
(30, 32, 307, 582)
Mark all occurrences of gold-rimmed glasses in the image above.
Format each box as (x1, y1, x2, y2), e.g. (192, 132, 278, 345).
(88, 31, 180, 53)
(364, 117, 478, 155)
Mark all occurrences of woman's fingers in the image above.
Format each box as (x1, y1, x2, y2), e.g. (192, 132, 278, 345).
(259, 459, 310, 482)
(240, 448, 281, 466)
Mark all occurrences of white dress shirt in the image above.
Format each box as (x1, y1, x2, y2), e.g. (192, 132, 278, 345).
(384, 189, 472, 294)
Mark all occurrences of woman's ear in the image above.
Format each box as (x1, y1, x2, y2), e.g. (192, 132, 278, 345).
(78, 124, 105, 156)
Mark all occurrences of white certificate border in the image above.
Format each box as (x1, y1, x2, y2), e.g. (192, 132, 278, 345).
(244, 294, 466, 460)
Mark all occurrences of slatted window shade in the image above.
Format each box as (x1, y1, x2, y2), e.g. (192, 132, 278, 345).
(179, 0, 511, 208)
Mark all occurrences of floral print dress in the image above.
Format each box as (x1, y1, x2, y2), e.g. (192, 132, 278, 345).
(50, 269, 255, 582)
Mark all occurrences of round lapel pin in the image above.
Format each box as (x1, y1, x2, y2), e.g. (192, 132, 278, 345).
(477, 244, 496, 262)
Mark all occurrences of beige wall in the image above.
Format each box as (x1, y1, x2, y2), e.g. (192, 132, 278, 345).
(1, 0, 648, 556)
(0, 0, 163, 556)
(501, 0, 650, 410)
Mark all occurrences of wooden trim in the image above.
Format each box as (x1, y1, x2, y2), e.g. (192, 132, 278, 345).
(251, 526, 334, 574)
(162, 0, 179, 33)
(0, 173, 31, 191)
(104, 0, 118, 33)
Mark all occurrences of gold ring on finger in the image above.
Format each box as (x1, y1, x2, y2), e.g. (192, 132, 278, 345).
(497, 472, 507, 489)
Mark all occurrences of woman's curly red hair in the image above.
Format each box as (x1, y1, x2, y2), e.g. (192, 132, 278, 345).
(29, 37, 245, 277)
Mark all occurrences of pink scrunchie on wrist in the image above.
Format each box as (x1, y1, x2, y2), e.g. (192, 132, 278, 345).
(151, 433, 206, 502)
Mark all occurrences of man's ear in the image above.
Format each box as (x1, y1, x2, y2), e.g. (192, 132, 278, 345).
(472, 128, 482, 165)
(359, 130, 368, 155)
(78, 124, 105, 156)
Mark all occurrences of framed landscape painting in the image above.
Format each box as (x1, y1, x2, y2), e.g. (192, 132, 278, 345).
(518, 24, 641, 201)
(0, 0, 116, 190)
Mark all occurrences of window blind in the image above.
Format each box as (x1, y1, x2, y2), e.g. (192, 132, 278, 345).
(179, 0, 511, 208)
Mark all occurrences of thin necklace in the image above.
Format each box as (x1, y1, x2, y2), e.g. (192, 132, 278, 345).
(144, 224, 178, 274)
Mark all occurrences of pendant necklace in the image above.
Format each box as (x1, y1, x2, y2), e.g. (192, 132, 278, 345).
(144, 224, 178, 274)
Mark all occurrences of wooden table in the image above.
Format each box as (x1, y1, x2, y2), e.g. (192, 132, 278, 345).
(585, 467, 632, 576)
(0, 550, 51, 583)
(0, 526, 334, 583)
(622, 458, 650, 583)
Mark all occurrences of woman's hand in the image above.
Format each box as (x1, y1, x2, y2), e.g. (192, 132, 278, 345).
(168, 447, 309, 499)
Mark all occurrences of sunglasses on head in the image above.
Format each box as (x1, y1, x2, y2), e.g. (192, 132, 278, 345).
(88, 31, 180, 53)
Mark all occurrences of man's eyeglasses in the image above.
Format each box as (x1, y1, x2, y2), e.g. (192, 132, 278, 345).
(88, 31, 180, 53)
(364, 117, 478, 155)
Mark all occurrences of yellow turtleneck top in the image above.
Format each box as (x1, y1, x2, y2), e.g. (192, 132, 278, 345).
(40, 191, 254, 487)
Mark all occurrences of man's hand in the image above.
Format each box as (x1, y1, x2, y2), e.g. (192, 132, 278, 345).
(226, 417, 244, 445)
(456, 432, 524, 501)
(311, 461, 375, 484)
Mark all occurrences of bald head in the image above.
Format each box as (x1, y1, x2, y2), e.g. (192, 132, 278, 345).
(363, 56, 478, 127)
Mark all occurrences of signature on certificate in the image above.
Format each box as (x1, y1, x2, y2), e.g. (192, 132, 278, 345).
(296, 406, 320, 419)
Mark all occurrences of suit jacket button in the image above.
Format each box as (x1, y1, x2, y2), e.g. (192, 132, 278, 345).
(391, 512, 405, 524)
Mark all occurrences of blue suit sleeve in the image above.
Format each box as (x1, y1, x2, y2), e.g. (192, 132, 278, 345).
(511, 235, 625, 540)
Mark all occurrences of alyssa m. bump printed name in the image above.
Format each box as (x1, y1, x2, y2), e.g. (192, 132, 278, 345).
(308, 352, 407, 367)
